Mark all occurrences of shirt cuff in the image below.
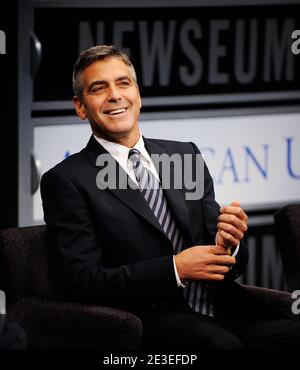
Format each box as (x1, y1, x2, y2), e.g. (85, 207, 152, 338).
(231, 244, 240, 257)
(173, 256, 185, 288)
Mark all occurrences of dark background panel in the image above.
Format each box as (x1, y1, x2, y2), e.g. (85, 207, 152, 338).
(0, 1, 18, 229)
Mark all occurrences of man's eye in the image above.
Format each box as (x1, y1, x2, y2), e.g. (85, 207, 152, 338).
(91, 86, 104, 94)
(120, 80, 130, 86)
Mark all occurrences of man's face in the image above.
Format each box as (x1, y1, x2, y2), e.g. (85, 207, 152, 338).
(73, 57, 141, 144)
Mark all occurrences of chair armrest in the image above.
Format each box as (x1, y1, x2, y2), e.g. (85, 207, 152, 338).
(243, 285, 300, 321)
(7, 297, 142, 350)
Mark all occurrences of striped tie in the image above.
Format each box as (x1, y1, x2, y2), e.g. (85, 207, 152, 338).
(128, 149, 214, 317)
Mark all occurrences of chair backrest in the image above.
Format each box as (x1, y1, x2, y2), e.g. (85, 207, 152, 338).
(274, 204, 300, 292)
(0, 225, 64, 304)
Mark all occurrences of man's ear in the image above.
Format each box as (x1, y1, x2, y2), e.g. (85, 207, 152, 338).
(73, 96, 87, 120)
(137, 86, 142, 109)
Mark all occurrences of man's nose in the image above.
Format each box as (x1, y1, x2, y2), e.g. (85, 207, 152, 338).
(106, 85, 122, 101)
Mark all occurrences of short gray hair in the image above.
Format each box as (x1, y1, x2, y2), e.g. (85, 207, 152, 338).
(72, 45, 137, 99)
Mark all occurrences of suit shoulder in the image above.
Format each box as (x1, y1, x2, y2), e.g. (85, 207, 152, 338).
(42, 150, 86, 180)
(145, 138, 197, 153)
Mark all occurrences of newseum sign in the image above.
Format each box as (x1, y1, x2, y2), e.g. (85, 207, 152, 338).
(33, 4, 300, 112)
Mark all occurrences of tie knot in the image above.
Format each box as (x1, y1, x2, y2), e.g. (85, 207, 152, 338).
(128, 149, 141, 168)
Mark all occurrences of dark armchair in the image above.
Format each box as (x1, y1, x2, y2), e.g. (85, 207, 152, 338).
(274, 204, 300, 292)
(0, 226, 142, 350)
(0, 225, 298, 350)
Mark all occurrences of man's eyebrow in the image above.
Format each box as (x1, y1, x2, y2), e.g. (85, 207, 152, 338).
(87, 80, 106, 91)
(116, 75, 132, 82)
(87, 76, 132, 91)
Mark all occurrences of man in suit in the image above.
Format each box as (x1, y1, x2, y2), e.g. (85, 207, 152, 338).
(41, 45, 300, 350)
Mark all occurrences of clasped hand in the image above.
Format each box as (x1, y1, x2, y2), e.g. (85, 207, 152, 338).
(216, 201, 248, 249)
(174, 245, 236, 281)
(174, 201, 248, 282)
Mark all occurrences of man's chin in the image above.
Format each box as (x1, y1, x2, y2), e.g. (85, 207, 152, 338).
(92, 123, 139, 142)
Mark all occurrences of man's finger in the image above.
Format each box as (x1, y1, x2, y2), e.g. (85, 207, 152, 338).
(212, 254, 236, 265)
(218, 214, 248, 232)
(217, 221, 244, 239)
(212, 244, 232, 255)
(207, 265, 231, 274)
(220, 206, 248, 222)
(219, 229, 240, 247)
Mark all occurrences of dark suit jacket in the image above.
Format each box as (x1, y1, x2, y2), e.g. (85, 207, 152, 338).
(41, 135, 248, 312)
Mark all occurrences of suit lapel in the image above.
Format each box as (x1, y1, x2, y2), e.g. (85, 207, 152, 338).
(84, 135, 166, 236)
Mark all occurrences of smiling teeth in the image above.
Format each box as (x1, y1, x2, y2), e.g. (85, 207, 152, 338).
(108, 108, 126, 115)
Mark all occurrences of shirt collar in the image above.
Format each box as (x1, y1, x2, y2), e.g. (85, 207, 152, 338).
(93, 132, 151, 166)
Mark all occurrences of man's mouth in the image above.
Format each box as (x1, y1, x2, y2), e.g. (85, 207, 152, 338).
(104, 107, 127, 115)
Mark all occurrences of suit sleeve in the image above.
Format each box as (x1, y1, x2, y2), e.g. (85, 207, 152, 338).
(189, 142, 248, 280)
(41, 170, 179, 307)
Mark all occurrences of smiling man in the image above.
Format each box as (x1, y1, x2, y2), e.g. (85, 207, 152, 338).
(73, 55, 141, 147)
(41, 45, 300, 350)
